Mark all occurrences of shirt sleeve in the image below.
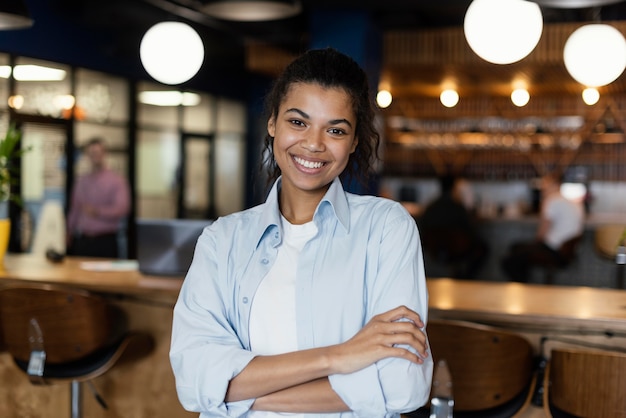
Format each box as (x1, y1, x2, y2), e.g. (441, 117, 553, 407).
(170, 227, 256, 417)
(97, 174, 131, 220)
(329, 204, 433, 417)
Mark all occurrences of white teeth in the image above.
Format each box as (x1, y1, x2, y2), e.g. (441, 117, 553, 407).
(294, 156, 324, 169)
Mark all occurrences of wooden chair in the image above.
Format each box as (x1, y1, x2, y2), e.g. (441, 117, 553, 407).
(0, 285, 154, 418)
(405, 319, 535, 418)
(543, 347, 626, 418)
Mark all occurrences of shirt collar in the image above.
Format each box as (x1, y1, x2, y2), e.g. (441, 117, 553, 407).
(255, 177, 350, 247)
(316, 177, 350, 233)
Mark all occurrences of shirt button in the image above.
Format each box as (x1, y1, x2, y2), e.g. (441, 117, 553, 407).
(243, 297, 249, 304)
(274, 232, 279, 239)
(261, 258, 269, 265)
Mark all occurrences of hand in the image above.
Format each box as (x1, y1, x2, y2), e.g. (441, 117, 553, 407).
(82, 204, 98, 217)
(329, 305, 428, 375)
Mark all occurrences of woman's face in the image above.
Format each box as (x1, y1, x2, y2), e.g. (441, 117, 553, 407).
(267, 82, 358, 198)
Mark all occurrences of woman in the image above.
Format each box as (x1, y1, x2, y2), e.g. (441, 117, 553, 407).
(170, 48, 433, 418)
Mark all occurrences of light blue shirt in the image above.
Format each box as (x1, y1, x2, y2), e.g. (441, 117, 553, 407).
(170, 177, 433, 418)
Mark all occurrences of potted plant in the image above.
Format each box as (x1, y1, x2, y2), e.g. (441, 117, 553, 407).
(0, 124, 28, 260)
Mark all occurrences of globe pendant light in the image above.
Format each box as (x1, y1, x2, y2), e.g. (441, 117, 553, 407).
(140, 22, 204, 85)
(464, 0, 543, 64)
(202, 0, 301, 21)
(0, 0, 33, 30)
(563, 24, 626, 87)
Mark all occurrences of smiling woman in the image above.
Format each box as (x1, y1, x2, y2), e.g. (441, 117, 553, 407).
(267, 83, 358, 223)
(169, 48, 433, 418)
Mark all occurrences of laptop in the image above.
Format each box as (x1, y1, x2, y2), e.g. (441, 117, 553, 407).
(136, 218, 213, 277)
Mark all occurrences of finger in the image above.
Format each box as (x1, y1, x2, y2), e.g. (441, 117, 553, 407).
(385, 345, 426, 364)
(376, 306, 424, 327)
(373, 324, 429, 356)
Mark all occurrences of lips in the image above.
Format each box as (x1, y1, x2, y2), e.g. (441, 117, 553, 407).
(293, 155, 325, 169)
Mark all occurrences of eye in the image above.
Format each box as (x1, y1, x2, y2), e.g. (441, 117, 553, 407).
(288, 119, 306, 127)
(328, 127, 347, 136)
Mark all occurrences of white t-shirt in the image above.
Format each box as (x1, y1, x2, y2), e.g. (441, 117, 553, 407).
(543, 194, 584, 250)
(249, 216, 317, 418)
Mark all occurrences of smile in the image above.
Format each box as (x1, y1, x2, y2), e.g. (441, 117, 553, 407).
(293, 156, 325, 169)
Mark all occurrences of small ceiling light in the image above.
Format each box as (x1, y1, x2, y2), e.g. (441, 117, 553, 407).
(511, 88, 530, 107)
(464, 0, 543, 64)
(53, 94, 76, 110)
(0, 65, 11, 78)
(13, 65, 66, 81)
(202, 0, 301, 21)
(138, 91, 201, 107)
(376, 90, 392, 108)
(582, 87, 600, 105)
(0, 0, 33, 30)
(140, 22, 204, 85)
(440, 89, 459, 108)
(7, 95, 24, 110)
(564, 24, 626, 87)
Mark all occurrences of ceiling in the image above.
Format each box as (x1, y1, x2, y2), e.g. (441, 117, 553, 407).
(54, 0, 626, 49)
(47, 0, 626, 111)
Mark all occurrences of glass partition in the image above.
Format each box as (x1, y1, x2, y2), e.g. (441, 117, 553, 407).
(14, 57, 71, 118)
(75, 68, 129, 124)
(0, 53, 10, 112)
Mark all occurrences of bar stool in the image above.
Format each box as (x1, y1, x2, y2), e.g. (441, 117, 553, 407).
(0, 285, 154, 418)
(404, 319, 536, 418)
(543, 347, 626, 418)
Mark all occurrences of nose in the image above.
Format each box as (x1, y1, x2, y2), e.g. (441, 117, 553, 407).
(301, 129, 325, 152)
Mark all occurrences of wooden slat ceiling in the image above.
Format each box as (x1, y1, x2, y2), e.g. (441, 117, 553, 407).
(246, 21, 626, 120)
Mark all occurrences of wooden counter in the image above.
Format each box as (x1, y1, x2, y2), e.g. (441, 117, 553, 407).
(427, 278, 626, 334)
(0, 254, 182, 299)
(1, 254, 625, 417)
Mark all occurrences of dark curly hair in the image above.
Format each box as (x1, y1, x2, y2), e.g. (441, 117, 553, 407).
(260, 47, 380, 189)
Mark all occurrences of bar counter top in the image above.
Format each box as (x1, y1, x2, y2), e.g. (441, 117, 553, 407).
(1, 253, 625, 334)
(0, 253, 183, 300)
(427, 277, 626, 334)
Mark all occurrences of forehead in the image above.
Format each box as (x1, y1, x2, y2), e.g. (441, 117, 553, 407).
(86, 142, 104, 153)
(281, 82, 355, 116)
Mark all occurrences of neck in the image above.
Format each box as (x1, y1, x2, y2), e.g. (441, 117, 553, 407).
(91, 164, 106, 173)
(279, 184, 327, 225)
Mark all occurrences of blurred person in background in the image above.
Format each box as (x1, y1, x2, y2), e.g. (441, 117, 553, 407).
(418, 175, 488, 279)
(501, 173, 584, 282)
(66, 137, 130, 258)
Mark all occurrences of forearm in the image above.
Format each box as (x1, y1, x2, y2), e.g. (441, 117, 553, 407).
(226, 306, 427, 404)
(253, 378, 349, 413)
(226, 346, 335, 402)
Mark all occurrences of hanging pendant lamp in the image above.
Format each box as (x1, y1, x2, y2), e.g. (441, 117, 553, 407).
(463, 0, 543, 64)
(0, 0, 33, 30)
(201, 0, 301, 21)
(563, 23, 626, 87)
(140, 22, 205, 85)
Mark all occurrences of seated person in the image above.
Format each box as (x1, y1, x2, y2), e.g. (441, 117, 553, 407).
(418, 175, 488, 279)
(501, 173, 584, 282)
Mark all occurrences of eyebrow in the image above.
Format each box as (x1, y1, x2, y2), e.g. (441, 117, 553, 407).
(284, 108, 353, 128)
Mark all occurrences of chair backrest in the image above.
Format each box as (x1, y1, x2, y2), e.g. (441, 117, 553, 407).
(0, 285, 126, 364)
(426, 319, 534, 412)
(595, 224, 625, 260)
(546, 348, 626, 418)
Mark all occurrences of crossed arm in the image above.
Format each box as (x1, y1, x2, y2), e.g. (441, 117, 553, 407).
(226, 306, 428, 413)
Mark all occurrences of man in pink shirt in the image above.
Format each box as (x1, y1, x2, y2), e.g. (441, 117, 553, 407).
(66, 138, 130, 258)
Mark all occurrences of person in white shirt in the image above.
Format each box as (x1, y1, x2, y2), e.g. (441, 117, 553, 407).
(501, 173, 584, 282)
(170, 48, 433, 418)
